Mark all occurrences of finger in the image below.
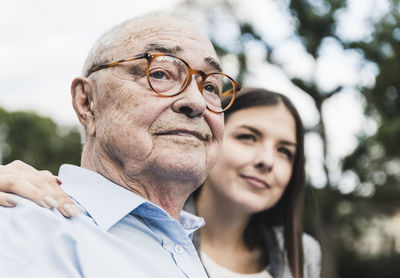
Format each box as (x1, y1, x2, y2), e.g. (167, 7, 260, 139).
(36, 173, 79, 218)
(0, 175, 79, 218)
(0, 166, 78, 217)
(39, 170, 61, 183)
(15, 171, 62, 204)
(43, 195, 81, 218)
(0, 192, 19, 207)
(22, 173, 78, 218)
(38, 174, 79, 217)
(49, 187, 80, 218)
(0, 162, 60, 188)
(0, 175, 51, 209)
(0, 160, 39, 173)
(39, 170, 54, 177)
(57, 202, 81, 218)
(36, 170, 61, 186)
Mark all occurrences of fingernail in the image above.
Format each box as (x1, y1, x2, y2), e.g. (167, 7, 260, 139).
(6, 196, 18, 206)
(43, 196, 59, 208)
(63, 203, 79, 217)
(54, 176, 62, 185)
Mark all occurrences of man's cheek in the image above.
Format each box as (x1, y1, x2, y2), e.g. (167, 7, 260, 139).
(124, 132, 155, 161)
(207, 115, 224, 142)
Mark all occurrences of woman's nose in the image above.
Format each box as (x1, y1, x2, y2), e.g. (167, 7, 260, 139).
(253, 146, 274, 172)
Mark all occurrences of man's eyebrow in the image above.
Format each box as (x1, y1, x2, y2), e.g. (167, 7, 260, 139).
(144, 43, 183, 55)
(144, 43, 222, 72)
(204, 57, 222, 73)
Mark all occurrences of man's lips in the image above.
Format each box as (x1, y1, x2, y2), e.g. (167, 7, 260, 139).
(240, 174, 271, 189)
(155, 129, 209, 141)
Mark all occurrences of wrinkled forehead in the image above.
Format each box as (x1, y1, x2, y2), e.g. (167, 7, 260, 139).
(113, 16, 221, 72)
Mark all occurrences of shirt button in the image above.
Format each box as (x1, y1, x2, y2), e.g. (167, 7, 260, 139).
(174, 244, 184, 254)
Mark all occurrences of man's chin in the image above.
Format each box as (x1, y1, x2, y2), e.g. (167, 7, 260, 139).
(146, 138, 217, 181)
(149, 156, 207, 181)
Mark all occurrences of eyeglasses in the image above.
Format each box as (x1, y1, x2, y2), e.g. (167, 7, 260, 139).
(87, 53, 241, 113)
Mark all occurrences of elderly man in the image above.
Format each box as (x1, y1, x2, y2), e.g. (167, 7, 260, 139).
(0, 14, 240, 278)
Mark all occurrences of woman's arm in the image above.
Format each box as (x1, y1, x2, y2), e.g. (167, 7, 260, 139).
(0, 160, 79, 217)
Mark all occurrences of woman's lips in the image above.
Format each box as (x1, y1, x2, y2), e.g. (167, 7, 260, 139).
(240, 174, 271, 189)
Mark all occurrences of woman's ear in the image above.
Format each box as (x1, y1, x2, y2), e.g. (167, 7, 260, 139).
(71, 77, 96, 137)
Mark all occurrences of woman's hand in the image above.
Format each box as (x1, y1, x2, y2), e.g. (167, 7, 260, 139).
(0, 160, 80, 218)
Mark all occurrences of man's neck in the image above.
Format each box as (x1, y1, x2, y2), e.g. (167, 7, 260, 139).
(80, 145, 196, 219)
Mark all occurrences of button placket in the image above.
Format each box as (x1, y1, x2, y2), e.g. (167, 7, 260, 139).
(174, 244, 184, 254)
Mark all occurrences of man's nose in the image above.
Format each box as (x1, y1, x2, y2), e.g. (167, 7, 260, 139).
(171, 77, 207, 118)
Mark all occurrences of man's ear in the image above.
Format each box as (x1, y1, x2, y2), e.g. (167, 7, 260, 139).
(71, 77, 96, 136)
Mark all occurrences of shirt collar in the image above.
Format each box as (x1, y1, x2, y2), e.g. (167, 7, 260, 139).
(59, 164, 148, 231)
(58, 164, 205, 234)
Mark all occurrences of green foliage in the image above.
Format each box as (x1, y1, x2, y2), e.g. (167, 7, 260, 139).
(0, 107, 81, 174)
(344, 0, 400, 207)
(292, 1, 400, 276)
(289, 0, 346, 56)
(338, 253, 400, 278)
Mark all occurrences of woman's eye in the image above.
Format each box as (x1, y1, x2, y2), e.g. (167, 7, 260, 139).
(278, 147, 293, 160)
(236, 134, 257, 142)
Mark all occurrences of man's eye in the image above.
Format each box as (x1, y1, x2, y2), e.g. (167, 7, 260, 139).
(149, 71, 166, 79)
(203, 84, 219, 95)
(236, 134, 256, 142)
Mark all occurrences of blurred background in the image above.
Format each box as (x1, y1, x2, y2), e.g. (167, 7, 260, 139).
(1, 0, 399, 277)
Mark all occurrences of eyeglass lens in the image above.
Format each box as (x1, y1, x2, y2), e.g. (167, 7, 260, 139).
(148, 55, 234, 112)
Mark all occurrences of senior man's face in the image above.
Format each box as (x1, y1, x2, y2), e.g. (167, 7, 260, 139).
(90, 17, 224, 183)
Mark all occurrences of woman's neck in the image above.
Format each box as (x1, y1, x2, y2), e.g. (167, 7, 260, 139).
(196, 184, 265, 273)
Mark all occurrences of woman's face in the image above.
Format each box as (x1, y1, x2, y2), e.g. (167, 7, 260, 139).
(204, 104, 297, 214)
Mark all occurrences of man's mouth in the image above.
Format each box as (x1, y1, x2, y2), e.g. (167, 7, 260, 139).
(155, 129, 209, 141)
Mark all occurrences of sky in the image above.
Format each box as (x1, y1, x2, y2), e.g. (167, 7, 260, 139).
(0, 0, 384, 191)
(0, 0, 178, 125)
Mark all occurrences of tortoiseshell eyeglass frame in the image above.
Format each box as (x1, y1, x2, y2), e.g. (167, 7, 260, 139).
(86, 52, 241, 113)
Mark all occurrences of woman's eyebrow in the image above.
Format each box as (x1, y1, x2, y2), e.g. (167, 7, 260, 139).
(238, 125, 297, 146)
(280, 140, 297, 147)
(237, 125, 262, 137)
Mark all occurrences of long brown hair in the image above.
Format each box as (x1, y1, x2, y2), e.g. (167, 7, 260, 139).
(223, 88, 305, 278)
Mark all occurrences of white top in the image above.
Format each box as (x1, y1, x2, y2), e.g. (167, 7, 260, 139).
(200, 251, 273, 278)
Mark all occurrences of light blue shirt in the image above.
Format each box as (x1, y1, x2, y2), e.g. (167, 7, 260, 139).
(0, 164, 207, 278)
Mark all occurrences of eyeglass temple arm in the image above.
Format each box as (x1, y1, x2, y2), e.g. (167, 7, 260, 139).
(87, 53, 150, 76)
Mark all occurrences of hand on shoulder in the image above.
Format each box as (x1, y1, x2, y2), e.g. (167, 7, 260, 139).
(0, 160, 79, 217)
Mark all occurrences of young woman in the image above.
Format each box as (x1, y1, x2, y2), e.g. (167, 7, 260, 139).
(0, 88, 321, 278)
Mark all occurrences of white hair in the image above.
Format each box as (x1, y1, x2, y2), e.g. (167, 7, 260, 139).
(82, 15, 143, 77)
(81, 10, 191, 77)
